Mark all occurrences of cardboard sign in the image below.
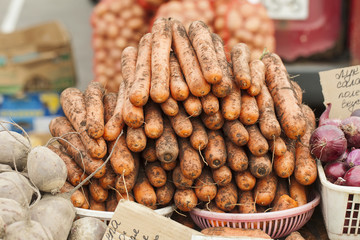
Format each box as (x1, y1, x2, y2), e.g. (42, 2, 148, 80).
(319, 65, 360, 119)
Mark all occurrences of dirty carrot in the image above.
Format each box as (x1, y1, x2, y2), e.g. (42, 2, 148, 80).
(226, 138, 248, 172)
(160, 95, 179, 116)
(239, 91, 259, 125)
(231, 43, 251, 89)
(220, 79, 241, 121)
(144, 100, 164, 139)
(156, 118, 179, 163)
(189, 117, 208, 151)
(178, 137, 202, 180)
(247, 59, 265, 96)
(183, 94, 202, 117)
(169, 52, 190, 101)
(204, 130, 227, 169)
(223, 119, 249, 147)
(201, 110, 224, 130)
(235, 170, 256, 191)
(126, 126, 147, 152)
(201, 92, 220, 116)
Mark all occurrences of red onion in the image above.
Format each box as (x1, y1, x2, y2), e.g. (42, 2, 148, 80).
(318, 103, 341, 127)
(324, 161, 349, 183)
(343, 165, 360, 187)
(351, 108, 360, 117)
(340, 116, 360, 148)
(346, 148, 360, 167)
(310, 125, 347, 163)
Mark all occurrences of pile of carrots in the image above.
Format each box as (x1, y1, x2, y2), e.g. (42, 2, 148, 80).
(49, 18, 317, 216)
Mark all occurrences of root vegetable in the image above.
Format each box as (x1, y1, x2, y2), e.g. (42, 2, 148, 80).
(0, 198, 26, 226)
(68, 217, 107, 240)
(5, 220, 54, 240)
(0, 172, 34, 206)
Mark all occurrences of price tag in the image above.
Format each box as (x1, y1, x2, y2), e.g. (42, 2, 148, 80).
(319, 65, 360, 119)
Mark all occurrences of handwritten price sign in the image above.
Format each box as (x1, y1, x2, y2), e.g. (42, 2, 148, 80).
(319, 65, 360, 119)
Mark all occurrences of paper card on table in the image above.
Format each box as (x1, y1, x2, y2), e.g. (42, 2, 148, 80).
(102, 200, 203, 240)
(319, 65, 360, 119)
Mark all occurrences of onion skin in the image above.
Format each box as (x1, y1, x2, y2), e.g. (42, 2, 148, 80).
(351, 108, 360, 117)
(343, 165, 360, 187)
(318, 103, 341, 127)
(345, 148, 360, 168)
(310, 125, 347, 163)
(340, 116, 360, 148)
(324, 161, 349, 183)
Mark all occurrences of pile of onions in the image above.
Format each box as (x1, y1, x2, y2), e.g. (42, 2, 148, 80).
(212, 0, 275, 60)
(91, 0, 149, 92)
(311, 104, 360, 187)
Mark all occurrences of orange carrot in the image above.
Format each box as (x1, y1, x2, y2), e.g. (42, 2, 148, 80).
(174, 188, 198, 212)
(291, 80, 303, 104)
(274, 149, 295, 178)
(235, 170, 256, 191)
(204, 130, 227, 169)
(271, 194, 298, 212)
(98, 163, 116, 190)
(126, 126, 147, 152)
(220, 79, 241, 121)
(172, 165, 194, 190)
(254, 172, 278, 206)
(108, 134, 135, 176)
(129, 33, 152, 107)
(115, 153, 140, 194)
(201, 110, 224, 130)
(215, 182, 238, 211)
(84, 81, 105, 139)
(89, 178, 108, 203)
(156, 176, 175, 206)
(142, 139, 157, 163)
(178, 137, 202, 180)
(289, 175, 307, 206)
(103, 92, 118, 124)
(160, 95, 179, 116)
(239, 91, 259, 125)
(226, 138, 248, 172)
(212, 165, 232, 187)
(189, 117, 208, 151)
(272, 177, 289, 207)
(161, 160, 177, 171)
(247, 59, 265, 96)
(248, 153, 272, 178)
(246, 124, 269, 157)
(268, 136, 287, 157)
(60, 181, 86, 208)
(150, 17, 172, 103)
(145, 161, 167, 188)
(106, 190, 118, 212)
(188, 20, 222, 84)
(156, 118, 179, 163)
(231, 43, 251, 89)
(169, 52, 190, 101)
(239, 190, 256, 213)
(262, 53, 307, 140)
(194, 168, 217, 202)
(144, 100, 164, 139)
(201, 227, 271, 238)
(223, 119, 249, 147)
(169, 105, 193, 138)
(171, 19, 211, 97)
(211, 33, 232, 98)
(183, 94, 202, 117)
(201, 92, 220, 116)
(133, 170, 157, 209)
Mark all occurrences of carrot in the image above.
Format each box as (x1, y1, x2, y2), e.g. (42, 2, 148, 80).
(248, 153, 272, 178)
(174, 188, 198, 212)
(201, 227, 271, 238)
(161, 160, 177, 171)
(89, 178, 108, 203)
(247, 59, 265, 96)
(169, 52, 190, 101)
(169, 105, 193, 138)
(84, 81, 105, 139)
(106, 190, 118, 212)
(268, 136, 287, 157)
(256, 84, 281, 140)
(271, 194, 298, 212)
(239, 91, 259, 125)
(285, 231, 305, 240)
(295, 104, 317, 185)
(178, 137, 202, 180)
(156, 177, 175, 206)
(201, 110, 224, 130)
(220, 79, 241, 121)
(223, 119, 249, 147)
(172, 165, 194, 190)
(126, 126, 147, 152)
(272, 177, 289, 207)
(156, 118, 179, 163)
(188, 20, 222, 84)
(235, 170, 256, 191)
(211, 33, 233, 98)
(49, 117, 106, 178)
(254, 172, 278, 206)
(133, 170, 157, 209)
(108, 134, 135, 176)
(115, 191, 135, 202)
(150, 17, 172, 103)
(262, 52, 307, 140)
(122, 46, 144, 128)
(144, 100, 164, 139)
(103, 92, 118, 123)
(231, 43, 251, 89)
(98, 163, 116, 190)
(103, 81, 126, 141)
(204, 130, 227, 169)
(246, 124, 269, 157)
(129, 33, 152, 107)
(171, 19, 211, 97)
(194, 168, 217, 202)
(79, 186, 90, 209)
(291, 80, 303, 104)
(60, 87, 107, 159)
(89, 196, 106, 211)
(200, 92, 220, 116)
(289, 175, 307, 206)
(47, 145, 88, 186)
(212, 165, 232, 187)
(226, 138, 248, 172)
(207, 201, 225, 213)
(215, 182, 238, 211)
(189, 117, 208, 151)
(60, 181, 86, 208)
(183, 94, 202, 117)
(142, 139, 157, 163)
(145, 161, 167, 188)
(160, 95, 179, 116)
(238, 190, 256, 213)
(274, 149, 295, 178)
(115, 153, 140, 194)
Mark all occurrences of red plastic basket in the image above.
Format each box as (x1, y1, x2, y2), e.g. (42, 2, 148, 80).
(189, 191, 320, 239)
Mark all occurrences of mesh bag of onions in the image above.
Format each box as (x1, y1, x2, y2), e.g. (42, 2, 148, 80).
(91, 0, 150, 92)
(213, 0, 276, 60)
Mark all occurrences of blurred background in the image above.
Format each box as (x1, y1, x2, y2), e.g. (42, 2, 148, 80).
(0, 0, 359, 136)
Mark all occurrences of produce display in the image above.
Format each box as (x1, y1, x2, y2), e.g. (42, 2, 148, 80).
(311, 103, 360, 187)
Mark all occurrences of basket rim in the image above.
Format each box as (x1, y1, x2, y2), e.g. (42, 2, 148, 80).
(190, 190, 320, 221)
(75, 204, 175, 219)
(317, 159, 360, 194)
